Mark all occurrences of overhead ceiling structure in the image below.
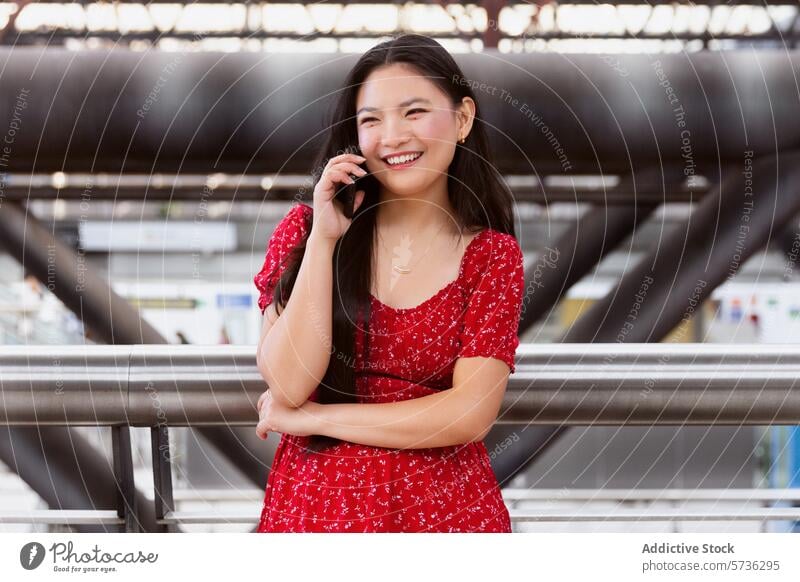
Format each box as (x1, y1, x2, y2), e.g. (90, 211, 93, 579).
(0, 48, 797, 178)
(0, 1, 798, 49)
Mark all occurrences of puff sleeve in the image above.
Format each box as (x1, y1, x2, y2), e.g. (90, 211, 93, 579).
(457, 233, 524, 373)
(253, 203, 313, 315)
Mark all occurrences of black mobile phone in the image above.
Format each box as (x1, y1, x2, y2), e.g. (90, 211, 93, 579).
(333, 178, 357, 220)
(333, 147, 372, 219)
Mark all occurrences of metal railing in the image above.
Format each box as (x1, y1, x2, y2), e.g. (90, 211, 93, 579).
(1, 343, 799, 531)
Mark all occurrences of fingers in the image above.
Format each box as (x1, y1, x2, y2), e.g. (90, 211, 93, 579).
(313, 153, 368, 223)
(337, 161, 368, 177)
(325, 153, 365, 169)
(325, 163, 367, 184)
(326, 168, 357, 186)
(256, 391, 272, 439)
(323, 159, 367, 183)
(328, 160, 366, 174)
(255, 417, 272, 440)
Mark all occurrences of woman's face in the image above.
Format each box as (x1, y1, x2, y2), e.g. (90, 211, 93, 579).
(355, 63, 472, 198)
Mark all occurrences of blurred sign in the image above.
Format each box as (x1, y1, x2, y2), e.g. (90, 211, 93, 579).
(80, 221, 236, 252)
(126, 297, 199, 310)
(216, 294, 252, 309)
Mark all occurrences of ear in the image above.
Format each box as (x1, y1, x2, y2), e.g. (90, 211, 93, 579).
(456, 96, 476, 141)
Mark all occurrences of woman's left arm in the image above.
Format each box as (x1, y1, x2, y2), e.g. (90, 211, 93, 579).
(306, 357, 509, 448)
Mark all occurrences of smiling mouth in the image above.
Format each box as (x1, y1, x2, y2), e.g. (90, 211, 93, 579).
(383, 152, 423, 169)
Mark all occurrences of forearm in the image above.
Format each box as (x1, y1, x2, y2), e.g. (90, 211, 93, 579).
(311, 389, 488, 449)
(257, 230, 335, 408)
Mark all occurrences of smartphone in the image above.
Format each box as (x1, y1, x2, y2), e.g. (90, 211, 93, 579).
(333, 146, 371, 219)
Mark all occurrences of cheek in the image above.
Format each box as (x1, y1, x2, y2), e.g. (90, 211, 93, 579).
(417, 114, 451, 143)
(417, 116, 456, 166)
(357, 130, 380, 158)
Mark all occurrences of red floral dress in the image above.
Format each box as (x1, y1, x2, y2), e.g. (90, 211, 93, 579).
(253, 202, 524, 532)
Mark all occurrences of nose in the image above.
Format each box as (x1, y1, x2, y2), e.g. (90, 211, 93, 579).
(381, 136, 411, 151)
(380, 115, 412, 149)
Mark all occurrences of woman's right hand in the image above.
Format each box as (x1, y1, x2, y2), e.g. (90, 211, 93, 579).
(311, 153, 368, 241)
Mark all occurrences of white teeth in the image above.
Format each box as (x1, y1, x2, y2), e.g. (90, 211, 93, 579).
(386, 152, 421, 165)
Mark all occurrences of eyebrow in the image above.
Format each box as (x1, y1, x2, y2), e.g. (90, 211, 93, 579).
(356, 97, 432, 116)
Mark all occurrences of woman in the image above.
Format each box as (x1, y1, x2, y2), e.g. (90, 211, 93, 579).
(253, 33, 524, 533)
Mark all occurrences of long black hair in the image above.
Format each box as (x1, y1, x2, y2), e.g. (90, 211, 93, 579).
(270, 33, 517, 452)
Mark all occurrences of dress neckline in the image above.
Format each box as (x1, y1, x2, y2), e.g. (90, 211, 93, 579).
(370, 227, 489, 314)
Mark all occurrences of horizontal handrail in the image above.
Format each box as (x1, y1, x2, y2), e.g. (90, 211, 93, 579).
(2, 344, 800, 425)
(508, 508, 800, 522)
(156, 507, 800, 525)
(0, 510, 124, 525)
(502, 488, 800, 502)
(5, 490, 798, 526)
(142, 487, 800, 503)
(6, 506, 793, 527)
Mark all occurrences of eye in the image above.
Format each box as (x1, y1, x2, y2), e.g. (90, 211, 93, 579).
(407, 108, 426, 117)
(360, 116, 378, 125)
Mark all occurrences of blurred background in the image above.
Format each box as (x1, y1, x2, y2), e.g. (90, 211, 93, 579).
(1, 0, 800, 534)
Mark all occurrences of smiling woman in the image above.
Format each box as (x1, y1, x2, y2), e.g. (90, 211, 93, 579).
(253, 33, 522, 533)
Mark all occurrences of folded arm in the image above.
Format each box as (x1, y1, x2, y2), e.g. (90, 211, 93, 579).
(306, 356, 509, 449)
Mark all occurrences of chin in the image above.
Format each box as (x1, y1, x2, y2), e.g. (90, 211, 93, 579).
(387, 183, 434, 199)
(385, 173, 441, 192)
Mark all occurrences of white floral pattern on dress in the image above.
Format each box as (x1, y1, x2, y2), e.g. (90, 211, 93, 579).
(254, 202, 524, 532)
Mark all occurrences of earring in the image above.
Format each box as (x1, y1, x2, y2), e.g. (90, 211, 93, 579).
(458, 135, 465, 144)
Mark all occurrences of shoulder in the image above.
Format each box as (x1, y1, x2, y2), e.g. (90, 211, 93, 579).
(258, 203, 313, 264)
(470, 228, 522, 265)
(481, 228, 519, 249)
(283, 202, 313, 225)
(254, 203, 312, 301)
(461, 228, 522, 286)
(271, 202, 312, 239)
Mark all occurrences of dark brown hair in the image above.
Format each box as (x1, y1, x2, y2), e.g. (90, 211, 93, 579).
(270, 33, 516, 452)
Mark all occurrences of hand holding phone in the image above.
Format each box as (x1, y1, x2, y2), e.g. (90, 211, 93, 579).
(335, 161, 373, 220)
(311, 152, 368, 241)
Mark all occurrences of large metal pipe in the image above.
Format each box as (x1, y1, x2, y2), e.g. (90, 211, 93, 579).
(0, 201, 273, 531)
(487, 168, 679, 476)
(0, 200, 162, 532)
(487, 183, 661, 474)
(491, 151, 800, 483)
(0, 202, 164, 344)
(514, 166, 686, 331)
(3, 343, 800, 425)
(0, 49, 797, 175)
(518, 201, 661, 330)
(563, 152, 800, 343)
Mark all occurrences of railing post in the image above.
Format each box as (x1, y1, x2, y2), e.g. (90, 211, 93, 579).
(111, 426, 139, 533)
(151, 426, 176, 532)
